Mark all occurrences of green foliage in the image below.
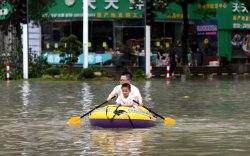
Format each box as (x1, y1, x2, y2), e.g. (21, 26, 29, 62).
(10, 71, 23, 80)
(186, 72, 193, 80)
(42, 74, 53, 80)
(78, 68, 94, 79)
(0, 0, 56, 80)
(29, 56, 48, 78)
(99, 69, 109, 77)
(90, 66, 109, 77)
(242, 0, 250, 11)
(76, 66, 111, 80)
(60, 74, 79, 80)
(57, 34, 82, 68)
(0, 66, 22, 80)
(0, 67, 6, 80)
(29, 0, 56, 21)
(0, 0, 56, 35)
(45, 66, 61, 76)
(133, 69, 146, 79)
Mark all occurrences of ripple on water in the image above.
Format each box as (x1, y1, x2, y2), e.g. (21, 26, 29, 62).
(0, 80, 250, 155)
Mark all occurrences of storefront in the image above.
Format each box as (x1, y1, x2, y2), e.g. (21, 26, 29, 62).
(40, 0, 250, 66)
(214, 0, 250, 63)
(42, 1, 192, 50)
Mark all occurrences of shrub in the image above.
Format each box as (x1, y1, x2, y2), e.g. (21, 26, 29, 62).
(0, 67, 22, 80)
(42, 74, 53, 79)
(45, 66, 61, 76)
(29, 56, 48, 78)
(0, 68, 6, 80)
(78, 68, 94, 79)
(10, 72, 23, 80)
(133, 69, 146, 79)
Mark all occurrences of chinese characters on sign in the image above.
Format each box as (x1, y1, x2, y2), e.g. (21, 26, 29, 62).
(198, 3, 227, 9)
(166, 13, 189, 20)
(89, 0, 144, 10)
(96, 12, 140, 18)
(232, 2, 250, 29)
(46, 53, 112, 65)
(232, 3, 249, 13)
(45, 0, 144, 19)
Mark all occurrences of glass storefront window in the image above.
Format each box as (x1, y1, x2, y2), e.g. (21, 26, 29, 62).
(41, 19, 196, 67)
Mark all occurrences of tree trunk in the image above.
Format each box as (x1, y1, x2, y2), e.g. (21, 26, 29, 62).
(180, 2, 191, 77)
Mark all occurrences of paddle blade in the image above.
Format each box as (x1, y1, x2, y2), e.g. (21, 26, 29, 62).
(67, 116, 82, 125)
(164, 117, 176, 125)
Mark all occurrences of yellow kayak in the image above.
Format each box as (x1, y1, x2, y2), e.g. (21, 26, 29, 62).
(89, 105, 156, 128)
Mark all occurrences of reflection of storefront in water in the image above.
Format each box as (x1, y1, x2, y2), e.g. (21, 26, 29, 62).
(86, 129, 149, 155)
(36, 0, 250, 66)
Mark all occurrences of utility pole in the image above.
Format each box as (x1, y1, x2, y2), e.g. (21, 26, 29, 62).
(145, 0, 153, 78)
(20, 0, 28, 79)
(83, 0, 88, 68)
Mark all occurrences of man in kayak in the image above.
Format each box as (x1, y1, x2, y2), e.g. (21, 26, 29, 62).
(107, 71, 143, 106)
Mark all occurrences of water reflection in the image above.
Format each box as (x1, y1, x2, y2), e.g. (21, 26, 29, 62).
(19, 81, 31, 106)
(80, 82, 93, 111)
(142, 81, 152, 102)
(76, 129, 151, 156)
(19, 81, 31, 156)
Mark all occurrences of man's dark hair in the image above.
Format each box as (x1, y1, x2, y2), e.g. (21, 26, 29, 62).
(121, 71, 132, 80)
(121, 83, 131, 90)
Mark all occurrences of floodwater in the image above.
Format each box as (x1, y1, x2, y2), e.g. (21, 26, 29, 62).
(0, 79, 250, 155)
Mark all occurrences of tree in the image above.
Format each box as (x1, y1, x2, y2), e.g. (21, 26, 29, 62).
(56, 34, 82, 73)
(0, 0, 55, 70)
(241, 0, 250, 10)
(0, 0, 55, 35)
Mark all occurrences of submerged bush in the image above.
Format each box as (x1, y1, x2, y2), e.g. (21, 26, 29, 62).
(133, 69, 146, 79)
(0, 68, 6, 80)
(78, 68, 94, 79)
(45, 66, 61, 76)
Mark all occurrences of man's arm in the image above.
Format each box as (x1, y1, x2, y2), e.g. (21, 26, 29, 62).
(137, 94, 143, 106)
(107, 86, 119, 101)
(131, 85, 143, 106)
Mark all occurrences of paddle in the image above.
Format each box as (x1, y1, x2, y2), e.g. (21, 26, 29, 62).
(68, 96, 116, 125)
(133, 100, 176, 125)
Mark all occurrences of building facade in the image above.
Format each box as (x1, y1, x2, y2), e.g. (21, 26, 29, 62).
(38, 0, 250, 66)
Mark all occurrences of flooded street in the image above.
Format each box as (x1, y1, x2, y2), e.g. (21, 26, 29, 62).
(0, 79, 250, 155)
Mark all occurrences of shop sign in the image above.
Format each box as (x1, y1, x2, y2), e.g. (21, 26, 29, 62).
(45, 0, 143, 19)
(46, 0, 250, 26)
(195, 0, 250, 30)
(46, 0, 192, 20)
(46, 53, 112, 65)
(196, 20, 218, 57)
(0, 1, 12, 20)
(232, 2, 248, 13)
(231, 2, 250, 57)
(196, 25, 217, 35)
(232, 2, 250, 29)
